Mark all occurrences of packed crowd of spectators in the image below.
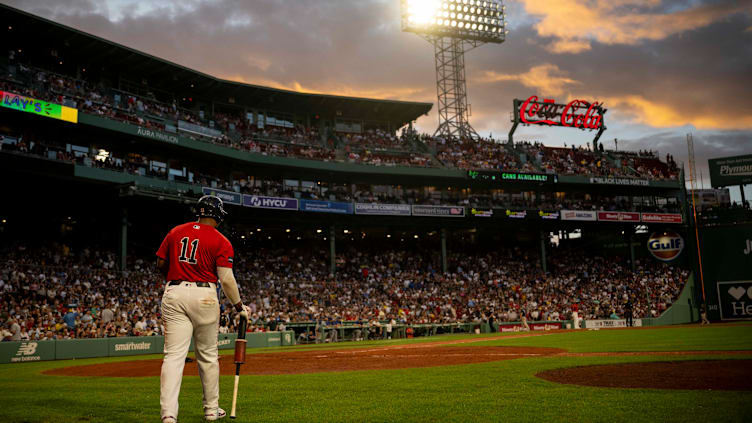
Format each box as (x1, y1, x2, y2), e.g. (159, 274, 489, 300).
(436, 137, 529, 171)
(1, 242, 688, 341)
(1, 63, 679, 177)
(0, 131, 681, 214)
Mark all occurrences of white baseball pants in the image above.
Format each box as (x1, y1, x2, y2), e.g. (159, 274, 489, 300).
(160, 282, 220, 420)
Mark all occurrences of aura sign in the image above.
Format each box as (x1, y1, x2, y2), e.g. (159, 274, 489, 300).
(508, 95, 607, 144)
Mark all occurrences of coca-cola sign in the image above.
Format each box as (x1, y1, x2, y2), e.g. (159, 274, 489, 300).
(517, 95, 606, 130)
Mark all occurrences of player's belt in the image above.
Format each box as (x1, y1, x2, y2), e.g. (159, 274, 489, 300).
(167, 281, 216, 288)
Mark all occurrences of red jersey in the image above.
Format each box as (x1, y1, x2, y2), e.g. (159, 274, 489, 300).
(156, 222, 234, 283)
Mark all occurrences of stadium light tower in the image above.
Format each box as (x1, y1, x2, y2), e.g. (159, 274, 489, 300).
(401, 0, 507, 140)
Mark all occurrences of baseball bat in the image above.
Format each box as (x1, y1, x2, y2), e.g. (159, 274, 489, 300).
(230, 315, 247, 419)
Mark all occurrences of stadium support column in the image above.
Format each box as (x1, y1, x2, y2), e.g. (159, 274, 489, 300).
(441, 228, 448, 274)
(329, 225, 336, 275)
(539, 230, 547, 273)
(741, 185, 747, 206)
(119, 210, 128, 271)
(628, 226, 636, 272)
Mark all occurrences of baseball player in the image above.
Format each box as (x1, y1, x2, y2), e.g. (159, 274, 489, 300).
(156, 195, 249, 423)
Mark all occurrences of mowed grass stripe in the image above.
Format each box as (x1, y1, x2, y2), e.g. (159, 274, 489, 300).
(0, 325, 750, 422)
(467, 324, 752, 352)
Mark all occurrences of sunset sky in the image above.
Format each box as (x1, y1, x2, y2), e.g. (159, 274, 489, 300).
(5, 0, 752, 197)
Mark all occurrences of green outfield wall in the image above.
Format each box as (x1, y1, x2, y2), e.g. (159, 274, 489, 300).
(641, 273, 698, 326)
(697, 223, 752, 321)
(0, 331, 295, 364)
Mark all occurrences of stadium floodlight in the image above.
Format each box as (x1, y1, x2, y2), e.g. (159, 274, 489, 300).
(401, 0, 507, 139)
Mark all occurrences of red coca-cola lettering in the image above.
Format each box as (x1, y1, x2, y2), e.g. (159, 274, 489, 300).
(518, 95, 604, 130)
(520, 95, 556, 125)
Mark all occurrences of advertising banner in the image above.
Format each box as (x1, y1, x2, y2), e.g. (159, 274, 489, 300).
(178, 120, 222, 138)
(708, 154, 752, 187)
(243, 195, 298, 211)
(0, 340, 55, 364)
(201, 187, 242, 205)
(0, 90, 78, 123)
(504, 210, 528, 219)
(412, 205, 465, 217)
(589, 177, 649, 186)
(560, 210, 597, 221)
(647, 231, 684, 262)
(641, 213, 683, 224)
(468, 170, 556, 184)
(584, 319, 643, 329)
(538, 210, 560, 220)
(699, 224, 752, 321)
(513, 95, 606, 131)
(109, 337, 164, 356)
(497, 322, 563, 333)
(354, 203, 411, 216)
(0, 332, 294, 364)
(716, 281, 752, 321)
(470, 208, 493, 217)
(529, 322, 563, 331)
(299, 200, 354, 214)
(597, 211, 640, 222)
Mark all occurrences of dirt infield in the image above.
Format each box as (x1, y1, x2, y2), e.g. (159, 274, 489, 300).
(45, 344, 564, 377)
(537, 359, 752, 391)
(42, 331, 752, 391)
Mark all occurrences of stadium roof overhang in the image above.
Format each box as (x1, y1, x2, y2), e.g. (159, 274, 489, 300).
(1, 4, 432, 128)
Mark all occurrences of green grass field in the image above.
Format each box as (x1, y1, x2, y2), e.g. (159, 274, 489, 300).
(2, 324, 751, 423)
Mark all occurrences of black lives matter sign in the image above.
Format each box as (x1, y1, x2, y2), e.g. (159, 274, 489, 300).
(717, 281, 752, 320)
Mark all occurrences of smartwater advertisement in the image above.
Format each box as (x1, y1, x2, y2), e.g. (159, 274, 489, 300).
(299, 200, 354, 214)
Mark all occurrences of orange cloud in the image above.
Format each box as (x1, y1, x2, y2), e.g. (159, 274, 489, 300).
(519, 0, 748, 53)
(477, 64, 579, 96)
(218, 74, 430, 101)
(477, 64, 752, 130)
(592, 95, 752, 130)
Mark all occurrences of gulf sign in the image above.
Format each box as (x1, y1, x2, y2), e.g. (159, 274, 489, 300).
(647, 231, 684, 262)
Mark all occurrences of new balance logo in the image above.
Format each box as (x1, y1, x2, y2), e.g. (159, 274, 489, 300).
(16, 342, 37, 356)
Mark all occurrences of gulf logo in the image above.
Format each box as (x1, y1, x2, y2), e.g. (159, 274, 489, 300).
(647, 231, 684, 261)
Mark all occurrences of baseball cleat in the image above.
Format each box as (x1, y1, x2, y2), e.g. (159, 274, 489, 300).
(204, 407, 226, 421)
(162, 416, 177, 423)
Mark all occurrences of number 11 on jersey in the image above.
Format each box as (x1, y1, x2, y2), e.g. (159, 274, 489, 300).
(178, 237, 199, 264)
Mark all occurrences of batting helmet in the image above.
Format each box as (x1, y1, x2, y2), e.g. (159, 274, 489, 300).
(195, 195, 228, 224)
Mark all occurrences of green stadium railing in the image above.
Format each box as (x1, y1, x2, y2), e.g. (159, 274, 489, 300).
(286, 320, 575, 344)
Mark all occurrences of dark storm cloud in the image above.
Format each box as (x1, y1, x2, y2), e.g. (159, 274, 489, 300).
(3, 0, 751, 163)
(618, 129, 751, 186)
(468, 11, 752, 131)
(4, 0, 437, 99)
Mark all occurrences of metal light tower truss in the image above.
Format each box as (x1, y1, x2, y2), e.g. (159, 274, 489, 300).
(425, 36, 483, 139)
(401, 0, 507, 140)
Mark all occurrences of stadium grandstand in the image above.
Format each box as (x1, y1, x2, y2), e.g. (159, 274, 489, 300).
(3, 3, 738, 344)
